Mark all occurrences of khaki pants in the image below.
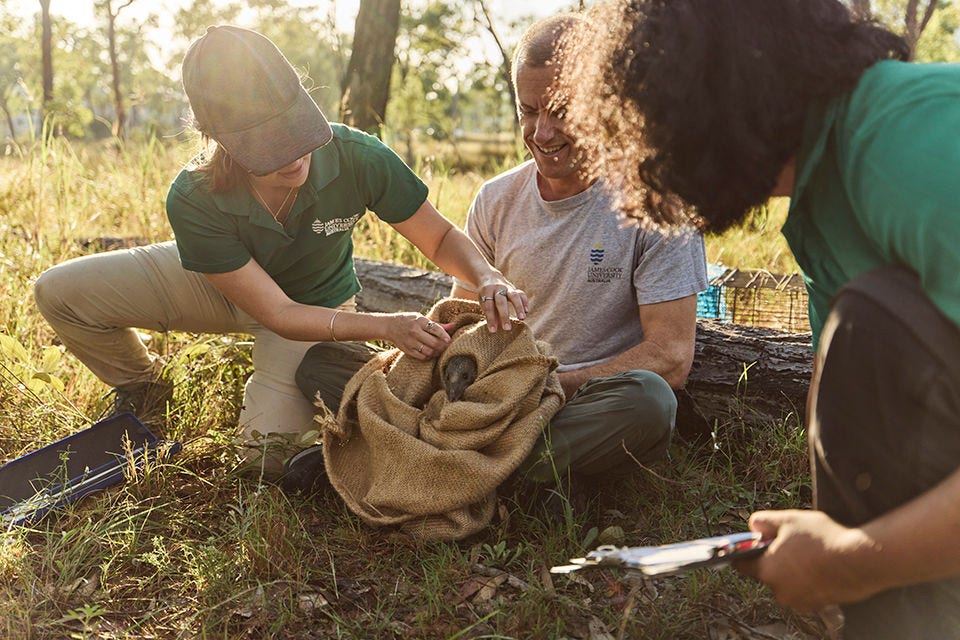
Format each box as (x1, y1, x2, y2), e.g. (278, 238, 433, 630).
(34, 241, 355, 473)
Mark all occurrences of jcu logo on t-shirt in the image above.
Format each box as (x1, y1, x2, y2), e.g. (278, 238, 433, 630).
(313, 213, 361, 236)
(587, 244, 623, 283)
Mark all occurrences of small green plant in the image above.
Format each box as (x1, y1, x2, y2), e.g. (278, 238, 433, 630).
(480, 539, 526, 569)
(61, 603, 106, 639)
(0, 333, 65, 395)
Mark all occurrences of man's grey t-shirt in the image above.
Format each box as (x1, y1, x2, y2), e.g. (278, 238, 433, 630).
(458, 161, 707, 371)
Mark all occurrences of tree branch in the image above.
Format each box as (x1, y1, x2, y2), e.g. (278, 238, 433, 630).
(475, 0, 517, 130)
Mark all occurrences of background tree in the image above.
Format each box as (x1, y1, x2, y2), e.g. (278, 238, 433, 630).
(97, 0, 136, 139)
(475, 0, 516, 133)
(1, 1, 28, 140)
(247, 0, 345, 119)
(387, 0, 466, 163)
(4, 0, 959, 149)
(901, 0, 939, 52)
(914, 0, 960, 62)
(339, 0, 400, 136)
(850, 0, 940, 56)
(50, 27, 98, 137)
(172, 0, 242, 55)
(39, 0, 53, 125)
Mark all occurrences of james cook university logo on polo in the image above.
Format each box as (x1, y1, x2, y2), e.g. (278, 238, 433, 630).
(589, 244, 605, 264)
(313, 213, 361, 236)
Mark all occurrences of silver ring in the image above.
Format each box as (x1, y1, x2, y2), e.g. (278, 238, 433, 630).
(480, 295, 492, 303)
(417, 344, 423, 353)
(496, 288, 508, 296)
(425, 320, 435, 331)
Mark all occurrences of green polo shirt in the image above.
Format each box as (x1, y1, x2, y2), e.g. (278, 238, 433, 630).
(783, 60, 960, 347)
(166, 124, 429, 308)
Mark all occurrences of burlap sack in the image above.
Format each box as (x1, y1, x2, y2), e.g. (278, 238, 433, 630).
(318, 297, 564, 540)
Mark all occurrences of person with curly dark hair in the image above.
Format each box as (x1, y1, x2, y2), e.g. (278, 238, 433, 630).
(561, 0, 960, 637)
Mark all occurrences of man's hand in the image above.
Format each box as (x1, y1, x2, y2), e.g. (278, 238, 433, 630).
(557, 370, 587, 400)
(735, 509, 886, 611)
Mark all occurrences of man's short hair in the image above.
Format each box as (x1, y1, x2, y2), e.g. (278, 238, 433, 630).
(511, 13, 583, 88)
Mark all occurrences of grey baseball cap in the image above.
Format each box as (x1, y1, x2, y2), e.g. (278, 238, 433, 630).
(182, 25, 333, 176)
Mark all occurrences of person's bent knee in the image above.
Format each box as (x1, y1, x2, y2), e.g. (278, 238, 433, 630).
(600, 370, 676, 460)
(617, 369, 676, 421)
(33, 263, 76, 320)
(295, 341, 378, 411)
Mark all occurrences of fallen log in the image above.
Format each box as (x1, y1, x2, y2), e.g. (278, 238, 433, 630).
(354, 258, 814, 431)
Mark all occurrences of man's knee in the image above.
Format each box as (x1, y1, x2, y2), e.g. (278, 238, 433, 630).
(295, 341, 378, 412)
(603, 370, 677, 458)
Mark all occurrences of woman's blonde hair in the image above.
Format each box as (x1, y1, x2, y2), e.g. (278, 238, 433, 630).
(193, 135, 249, 194)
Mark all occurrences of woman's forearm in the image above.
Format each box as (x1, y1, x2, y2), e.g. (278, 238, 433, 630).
(429, 225, 505, 289)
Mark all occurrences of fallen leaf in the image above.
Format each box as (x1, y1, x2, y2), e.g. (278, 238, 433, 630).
(754, 622, 792, 637)
(497, 501, 511, 527)
(297, 592, 329, 614)
(707, 621, 738, 640)
(458, 574, 507, 603)
(538, 564, 556, 596)
(564, 570, 595, 593)
(476, 574, 507, 602)
(598, 526, 625, 546)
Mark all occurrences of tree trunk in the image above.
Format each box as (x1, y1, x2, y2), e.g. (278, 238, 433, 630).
(103, 0, 135, 140)
(39, 0, 53, 126)
(903, 0, 938, 56)
(339, 0, 401, 137)
(353, 259, 814, 429)
(849, 0, 938, 59)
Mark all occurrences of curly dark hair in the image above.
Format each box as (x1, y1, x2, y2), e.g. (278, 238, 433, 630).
(561, 0, 909, 232)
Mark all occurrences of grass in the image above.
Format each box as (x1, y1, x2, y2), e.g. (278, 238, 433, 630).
(0, 134, 820, 639)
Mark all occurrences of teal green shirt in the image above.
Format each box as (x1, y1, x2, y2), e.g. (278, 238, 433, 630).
(166, 124, 429, 308)
(784, 60, 960, 347)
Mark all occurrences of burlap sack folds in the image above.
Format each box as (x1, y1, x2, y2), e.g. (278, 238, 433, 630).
(317, 297, 564, 540)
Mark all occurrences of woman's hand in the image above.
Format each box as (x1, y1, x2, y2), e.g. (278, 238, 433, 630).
(390, 202, 530, 332)
(476, 282, 529, 332)
(385, 313, 456, 360)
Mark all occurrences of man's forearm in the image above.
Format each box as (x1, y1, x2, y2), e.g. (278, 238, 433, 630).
(560, 339, 691, 395)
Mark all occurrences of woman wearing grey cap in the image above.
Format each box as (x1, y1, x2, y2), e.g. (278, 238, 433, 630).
(33, 25, 527, 477)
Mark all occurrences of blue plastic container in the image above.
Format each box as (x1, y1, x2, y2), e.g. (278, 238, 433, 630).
(696, 263, 729, 321)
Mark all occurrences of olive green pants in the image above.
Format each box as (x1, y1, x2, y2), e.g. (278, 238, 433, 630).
(518, 370, 676, 483)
